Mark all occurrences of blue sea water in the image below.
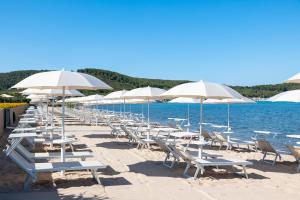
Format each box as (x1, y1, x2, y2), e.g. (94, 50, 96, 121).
(97, 102, 300, 147)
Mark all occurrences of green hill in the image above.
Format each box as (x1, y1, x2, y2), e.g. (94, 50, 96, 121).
(0, 68, 300, 102)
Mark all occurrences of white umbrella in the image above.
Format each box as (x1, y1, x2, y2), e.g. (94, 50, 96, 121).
(79, 94, 104, 102)
(11, 70, 112, 167)
(285, 73, 300, 84)
(161, 80, 244, 137)
(204, 97, 255, 132)
(104, 90, 128, 100)
(26, 94, 48, 100)
(21, 88, 84, 97)
(267, 90, 300, 102)
(0, 94, 14, 98)
(123, 86, 166, 138)
(104, 90, 128, 115)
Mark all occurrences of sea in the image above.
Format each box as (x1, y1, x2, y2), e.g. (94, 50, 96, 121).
(96, 102, 300, 148)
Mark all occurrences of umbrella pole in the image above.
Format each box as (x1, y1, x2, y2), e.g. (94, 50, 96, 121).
(46, 95, 49, 132)
(51, 97, 54, 127)
(199, 98, 203, 138)
(141, 104, 144, 123)
(123, 99, 126, 119)
(187, 103, 190, 132)
(61, 87, 65, 175)
(198, 97, 203, 158)
(227, 103, 231, 132)
(147, 99, 150, 140)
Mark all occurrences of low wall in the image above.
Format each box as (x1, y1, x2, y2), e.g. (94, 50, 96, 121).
(0, 105, 28, 137)
(0, 109, 3, 136)
(9, 105, 28, 126)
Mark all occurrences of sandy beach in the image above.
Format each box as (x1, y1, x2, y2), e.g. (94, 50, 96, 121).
(1, 123, 299, 200)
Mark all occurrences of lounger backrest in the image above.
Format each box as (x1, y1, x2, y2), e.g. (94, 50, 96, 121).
(154, 138, 170, 153)
(5, 148, 35, 178)
(287, 145, 300, 160)
(202, 130, 211, 140)
(15, 144, 33, 161)
(120, 125, 138, 140)
(168, 145, 193, 162)
(256, 140, 276, 153)
(214, 132, 226, 142)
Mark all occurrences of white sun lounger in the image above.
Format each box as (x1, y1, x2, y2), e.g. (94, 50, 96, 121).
(15, 143, 93, 162)
(8, 133, 87, 159)
(184, 157, 253, 180)
(4, 147, 106, 191)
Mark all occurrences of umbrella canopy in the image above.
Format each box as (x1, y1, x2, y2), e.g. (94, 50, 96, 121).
(169, 97, 200, 103)
(268, 90, 300, 102)
(123, 86, 166, 100)
(285, 73, 300, 84)
(161, 80, 244, 136)
(79, 94, 104, 102)
(123, 86, 166, 137)
(161, 80, 243, 99)
(26, 94, 48, 100)
(104, 90, 128, 100)
(12, 70, 112, 90)
(21, 88, 84, 97)
(0, 94, 14, 98)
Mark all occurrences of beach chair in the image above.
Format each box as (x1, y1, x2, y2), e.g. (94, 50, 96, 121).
(120, 125, 155, 149)
(202, 130, 216, 145)
(286, 145, 300, 172)
(153, 138, 179, 168)
(15, 143, 94, 162)
(167, 145, 222, 170)
(184, 156, 253, 180)
(4, 147, 107, 191)
(107, 122, 125, 138)
(214, 132, 254, 150)
(256, 139, 290, 165)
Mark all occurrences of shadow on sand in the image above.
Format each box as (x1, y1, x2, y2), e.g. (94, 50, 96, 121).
(127, 160, 269, 180)
(96, 141, 135, 150)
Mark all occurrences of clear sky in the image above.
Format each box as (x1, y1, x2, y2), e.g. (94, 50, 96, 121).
(0, 0, 300, 86)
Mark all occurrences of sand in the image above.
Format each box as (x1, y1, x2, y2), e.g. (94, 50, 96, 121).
(1, 124, 300, 200)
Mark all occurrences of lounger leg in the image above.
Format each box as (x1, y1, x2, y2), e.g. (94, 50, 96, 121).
(170, 157, 176, 168)
(194, 164, 204, 180)
(183, 163, 191, 177)
(272, 155, 278, 166)
(194, 166, 201, 179)
(91, 170, 101, 185)
(262, 152, 267, 162)
(243, 166, 249, 179)
(23, 175, 33, 192)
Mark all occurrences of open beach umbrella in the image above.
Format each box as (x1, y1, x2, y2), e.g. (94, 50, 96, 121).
(204, 97, 255, 132)
(79, 94, 104, 102)
(11, 70, 112, 166)
(161, 80, 245, 137)
(104, 90, 128, 115)
(0, 94, 14, 98)
(267, 90, 300, 102)
(285, 73, 300, 84)
(123, 86, 166, 137)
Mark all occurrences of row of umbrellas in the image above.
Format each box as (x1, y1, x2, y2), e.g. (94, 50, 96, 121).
(11, 70, 300, 164)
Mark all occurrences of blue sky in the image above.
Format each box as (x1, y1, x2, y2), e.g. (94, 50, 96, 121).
(0, 0, 300, 86)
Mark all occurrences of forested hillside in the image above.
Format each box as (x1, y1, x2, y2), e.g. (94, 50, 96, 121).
(0, 68, 300, 101)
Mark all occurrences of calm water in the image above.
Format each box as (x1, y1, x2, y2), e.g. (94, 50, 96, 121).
(97, 102, 300, 147)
